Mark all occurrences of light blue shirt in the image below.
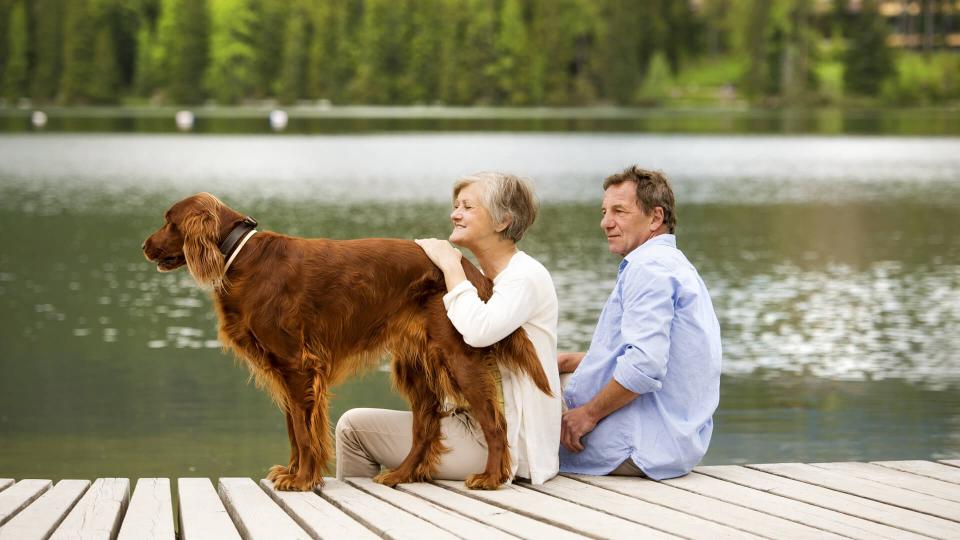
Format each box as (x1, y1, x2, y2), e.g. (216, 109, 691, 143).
(560, 234, 721, 480)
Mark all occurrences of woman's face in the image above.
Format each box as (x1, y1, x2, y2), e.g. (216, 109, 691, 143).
(448, 183, 501, 248)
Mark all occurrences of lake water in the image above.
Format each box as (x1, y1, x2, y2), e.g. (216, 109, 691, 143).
(1, 130, 959, 481)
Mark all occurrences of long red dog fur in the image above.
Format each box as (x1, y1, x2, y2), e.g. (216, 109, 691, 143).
(142, 193, 551, 491)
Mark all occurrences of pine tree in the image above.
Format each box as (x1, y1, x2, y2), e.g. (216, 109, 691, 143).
(277, 2, 310, 104)
(529, 0, 599, 105)
(740, 0, 775, 98)
(592, 0, 642, 104)
(306, 0, 354, 103)
(349, 0, 412, 103)
(455, 0, 498, 105)
(250, 0, 286, 99)
(89, 25, 121, 103)
(2, 0, 29, 102)
(780, 0, 817, 103)
(843, 0, 894, 96)
(29, 0, 65, 101)
(404, 0, 442, 103)
(206, 0, 256, 104)
(156, 0, 209, 104)
(637, 50, 672, 104)
(435, 0, 467, 104)
(133, 25, 157, 98)
(491, 0, 530, 104)
(60, 0, 96, 103)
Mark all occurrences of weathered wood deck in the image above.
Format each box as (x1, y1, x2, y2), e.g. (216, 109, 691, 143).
(1, 460, 959, 539)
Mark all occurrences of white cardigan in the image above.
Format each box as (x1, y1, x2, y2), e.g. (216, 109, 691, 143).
(442, 251, 561, 484)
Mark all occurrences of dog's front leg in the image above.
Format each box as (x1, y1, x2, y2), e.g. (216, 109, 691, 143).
(267, 410, 300, 482)
(272, 370, 331, 491)
(271, 372, 324, 491)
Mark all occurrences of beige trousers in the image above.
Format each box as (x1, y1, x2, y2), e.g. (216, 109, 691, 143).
(335, 408, 488, 480)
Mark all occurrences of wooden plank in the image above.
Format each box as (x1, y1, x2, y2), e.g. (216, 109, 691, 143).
(664, 471, 928, 540)
(697, 465, 960, 539)
(0, 480, 53, 526)
(117, 478, 175, 540)
(50, 478, 130, 540)
(526, 475, 759, 540)
(436, 479, 678, 539)
(318, 479, 459, 540)
(812, 462, 960, 503)
(348, 478, 516, 540)
(398, 482, 583, 540)
(218, 478, 309, 540)
(0, 481, 12, 493)
(751, 462, 960, 522)
(0, 480, 90, 540)
(177, 478, 240, 540)
(874, 460, 960, 484)
(566, 474, 845, 540)
(260, 479, 379, 540)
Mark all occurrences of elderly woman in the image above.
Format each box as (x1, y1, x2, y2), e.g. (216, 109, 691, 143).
(335, 172, 561, 485)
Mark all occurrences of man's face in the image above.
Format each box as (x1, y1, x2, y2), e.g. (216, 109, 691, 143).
(600, 181, 660, 257)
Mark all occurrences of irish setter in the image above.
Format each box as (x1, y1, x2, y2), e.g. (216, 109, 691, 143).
(142, 193, 551, 491)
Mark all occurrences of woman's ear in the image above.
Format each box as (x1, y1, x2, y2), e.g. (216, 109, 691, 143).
(495, 215, 512, 234)
(183, 209, 225, 289)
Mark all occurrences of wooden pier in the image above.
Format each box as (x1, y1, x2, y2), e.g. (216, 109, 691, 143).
(1, 460, 959, 539)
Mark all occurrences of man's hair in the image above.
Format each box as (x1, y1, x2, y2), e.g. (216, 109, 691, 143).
(603, 166, 677, 234)
(453, 172, 539, 243)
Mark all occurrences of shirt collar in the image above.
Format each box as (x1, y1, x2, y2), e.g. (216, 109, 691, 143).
(620, 233, 676, 270)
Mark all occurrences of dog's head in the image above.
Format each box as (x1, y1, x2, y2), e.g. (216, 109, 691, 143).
(143, 192, 238, 289)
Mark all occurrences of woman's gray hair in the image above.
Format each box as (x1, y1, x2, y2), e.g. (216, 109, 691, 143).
(453, 172, 539, 243)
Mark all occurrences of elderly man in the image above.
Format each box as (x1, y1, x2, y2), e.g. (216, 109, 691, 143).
(558, 166, 721, 479)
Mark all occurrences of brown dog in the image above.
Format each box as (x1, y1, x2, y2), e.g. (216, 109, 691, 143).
(142, 193, 551, 491)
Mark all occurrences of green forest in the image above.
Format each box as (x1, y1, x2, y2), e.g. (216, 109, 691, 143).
(0, 0, 957, 107)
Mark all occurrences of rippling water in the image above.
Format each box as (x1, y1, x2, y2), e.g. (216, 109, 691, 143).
(1, 132, 958, 479)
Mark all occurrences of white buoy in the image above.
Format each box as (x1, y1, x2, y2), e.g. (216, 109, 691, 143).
(31, 110, 47, 128)
(269, 109, 288, 131)
(175, 110, 194, 131)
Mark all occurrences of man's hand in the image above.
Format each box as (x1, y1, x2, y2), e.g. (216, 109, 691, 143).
(560, 378, 640, 453)
(560, 405, 598, 453)
(557, 351, 585, 373)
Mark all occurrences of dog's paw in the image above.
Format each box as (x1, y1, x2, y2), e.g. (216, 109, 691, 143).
(465, 472, 506, 490)
(373, 469, 408, 487)
(267, 464, 291, 482)
(267, 460, 301, 481)
(273, 472, 323, 492)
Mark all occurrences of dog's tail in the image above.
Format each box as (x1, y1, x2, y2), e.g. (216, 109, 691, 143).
(494, 327, 553, 397)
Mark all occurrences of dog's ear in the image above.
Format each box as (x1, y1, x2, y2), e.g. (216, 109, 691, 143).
(182, 195, 225, 289)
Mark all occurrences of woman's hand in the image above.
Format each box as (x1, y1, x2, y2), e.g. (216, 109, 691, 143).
(558, 352, 586, 373)
(415, 238, 462, 271)
(415, 238, 467, 291)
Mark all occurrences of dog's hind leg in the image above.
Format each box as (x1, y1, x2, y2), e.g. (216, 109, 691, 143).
(451, 355, 512, 490)
(374, 352, 446, 487)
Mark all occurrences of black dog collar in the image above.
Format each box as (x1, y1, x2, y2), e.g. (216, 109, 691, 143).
(220, 216, 258, 259)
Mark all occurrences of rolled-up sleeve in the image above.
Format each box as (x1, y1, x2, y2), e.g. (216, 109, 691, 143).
(442, 273, 535, 348)
(613, 262, 675, 395)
